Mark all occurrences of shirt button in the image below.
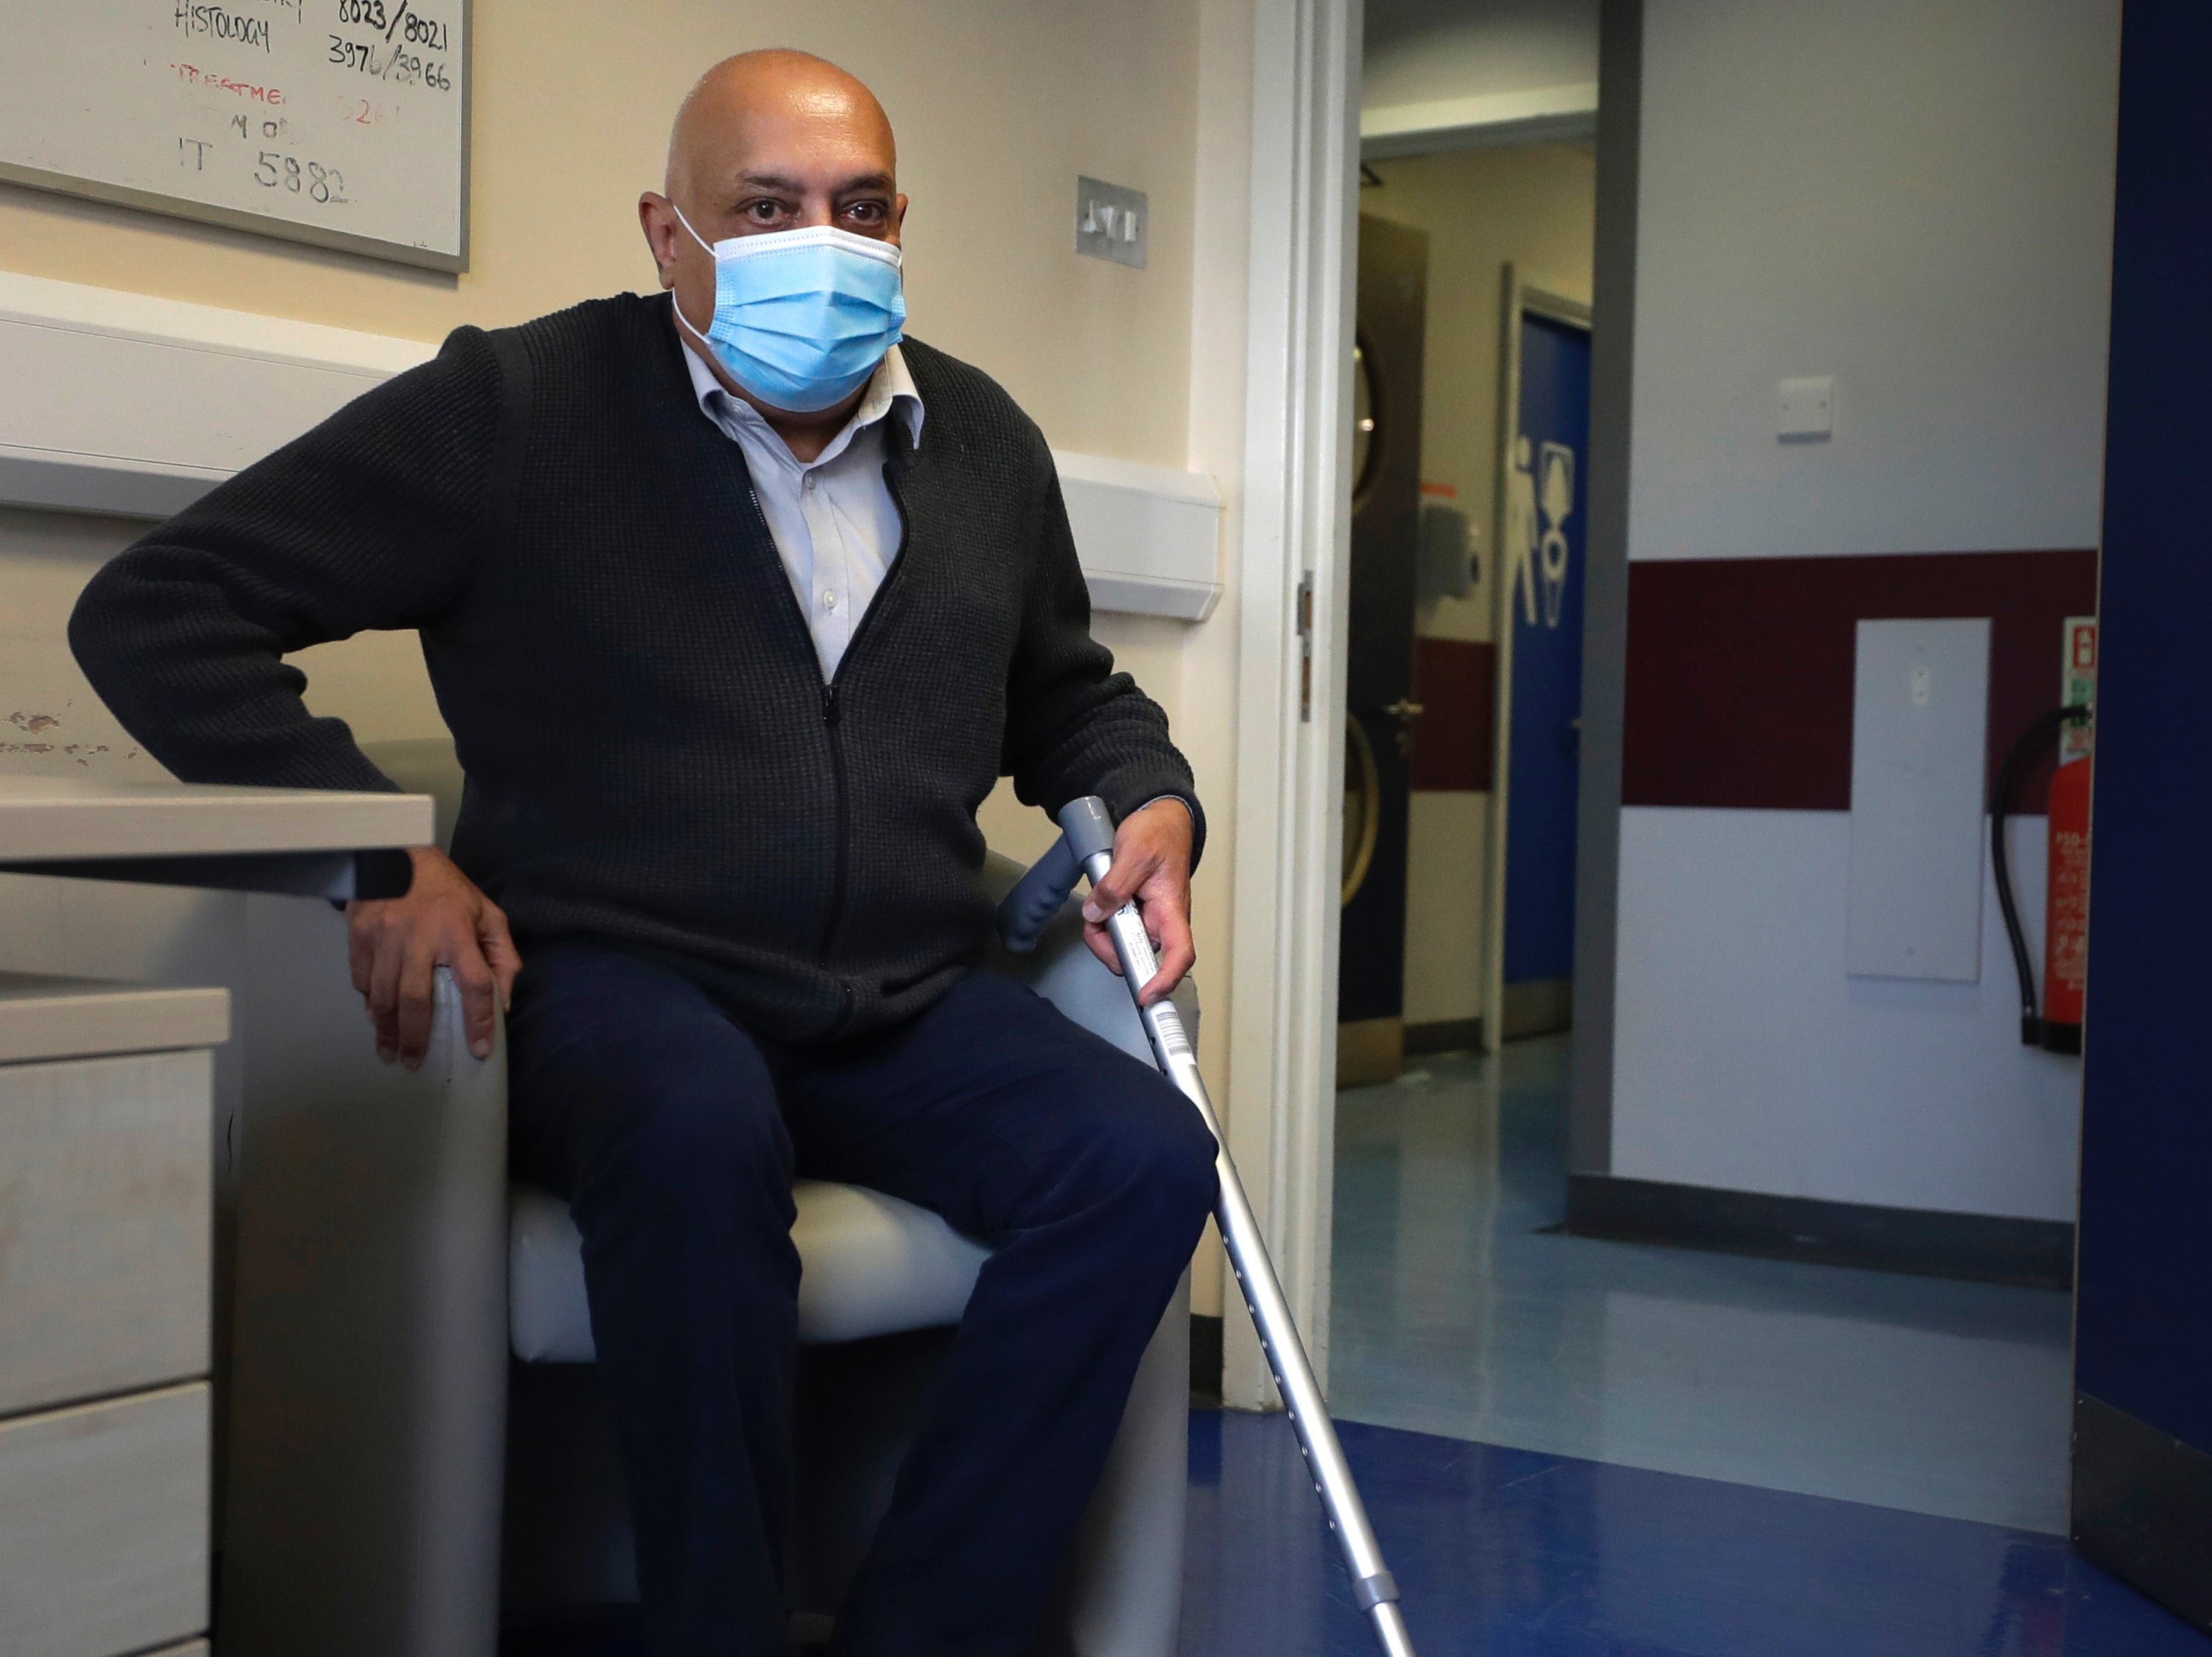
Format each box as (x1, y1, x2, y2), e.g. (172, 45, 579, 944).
(803, 474, 818, 491)
(823, 590, 838, 611)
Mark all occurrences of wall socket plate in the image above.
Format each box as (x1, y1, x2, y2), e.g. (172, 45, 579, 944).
(1075, 177, 1147, 268)
(1778, 375, 1836, 440)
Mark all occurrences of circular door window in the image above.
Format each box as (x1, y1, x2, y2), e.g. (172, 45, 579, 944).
(1342, 712, 1380, 907)
(1350, 334, 1383, 507)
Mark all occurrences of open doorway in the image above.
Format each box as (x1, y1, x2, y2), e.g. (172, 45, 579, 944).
(1328, 112, 1604, 1463)
(1332, 140, 1597, 1088)
(1319, 0, 2083, 1555)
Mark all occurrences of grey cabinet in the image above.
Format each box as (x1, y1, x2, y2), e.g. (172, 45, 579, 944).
(0, 974, 227, 1657)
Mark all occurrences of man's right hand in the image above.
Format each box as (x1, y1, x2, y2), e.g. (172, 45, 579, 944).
(346, 845, 522, 1069)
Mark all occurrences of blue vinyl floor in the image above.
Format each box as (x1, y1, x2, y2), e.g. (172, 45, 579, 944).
(1180, 1407, 2210, 1656)
(1221, 1034, 2207, 1656)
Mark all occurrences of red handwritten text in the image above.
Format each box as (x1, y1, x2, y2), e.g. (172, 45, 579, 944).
(172, 63, 286, 104)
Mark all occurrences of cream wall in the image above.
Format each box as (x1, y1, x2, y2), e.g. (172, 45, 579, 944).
(0, 2, 1249, 1304)
(0, 1, 1199, 463)
(0, 507, 163, 778)
(1358, 142, 1593, 1032)
(0, 0, 1216, 924)
(1363, 0, 1599, 114)
(0, 0, 1208, 843)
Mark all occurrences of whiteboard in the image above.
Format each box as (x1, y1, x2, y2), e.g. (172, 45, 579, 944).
(0, 0, 469, 271)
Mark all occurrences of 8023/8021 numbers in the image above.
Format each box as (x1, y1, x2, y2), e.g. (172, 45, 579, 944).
(255, 151, 349, 203)
(334, 0, 452, 52)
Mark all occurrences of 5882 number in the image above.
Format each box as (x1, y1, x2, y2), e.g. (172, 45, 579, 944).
(256, 151, 349, 205)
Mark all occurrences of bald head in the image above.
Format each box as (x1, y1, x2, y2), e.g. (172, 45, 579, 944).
(640, 50, 907, 423)
(664, 50, 896, 204)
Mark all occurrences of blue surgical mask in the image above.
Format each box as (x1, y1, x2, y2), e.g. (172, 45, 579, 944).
(671, 204, 907, 413)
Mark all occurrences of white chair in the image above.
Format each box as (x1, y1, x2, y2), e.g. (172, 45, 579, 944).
(214, 736, 1193, 1657)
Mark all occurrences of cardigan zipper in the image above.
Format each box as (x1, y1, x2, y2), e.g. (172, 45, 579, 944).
(737, 441, 913, 1035)
(810, 455, 913, 998)
(817, 679, 855, 1020)
(737, 480, 854, 1019)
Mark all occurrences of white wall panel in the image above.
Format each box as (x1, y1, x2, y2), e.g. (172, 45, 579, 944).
(1845, 618, 1991, 982)
(1611, 806, 2080, 1220)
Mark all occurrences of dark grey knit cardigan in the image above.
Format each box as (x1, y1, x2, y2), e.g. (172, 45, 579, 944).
(69, 294, 1201, 1042)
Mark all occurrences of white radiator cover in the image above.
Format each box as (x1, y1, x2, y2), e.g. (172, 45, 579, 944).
(0, 272, 1222, 621)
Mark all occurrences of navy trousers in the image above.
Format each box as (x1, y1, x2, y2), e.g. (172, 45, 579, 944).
(506, 946, 1219, 1657)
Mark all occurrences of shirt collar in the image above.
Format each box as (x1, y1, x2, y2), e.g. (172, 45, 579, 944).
(679, 327, 924, 454)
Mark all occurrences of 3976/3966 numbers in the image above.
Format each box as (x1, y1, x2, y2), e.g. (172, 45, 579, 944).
(255, 150, 350, 204)
(327, 35, 454, 91)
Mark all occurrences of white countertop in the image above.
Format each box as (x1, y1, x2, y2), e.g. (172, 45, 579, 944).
(0, 775, 433, 862)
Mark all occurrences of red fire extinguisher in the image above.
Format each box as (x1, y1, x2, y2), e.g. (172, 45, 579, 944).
(2039, 747, 2091, 1051)
(1992, 616, 2095, 1053)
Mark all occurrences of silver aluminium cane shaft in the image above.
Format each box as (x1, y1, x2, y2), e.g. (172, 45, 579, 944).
(1078, 847, 1417, 1657)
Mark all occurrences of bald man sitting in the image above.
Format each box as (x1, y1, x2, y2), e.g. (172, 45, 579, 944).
(72, 50, 1217, 1657)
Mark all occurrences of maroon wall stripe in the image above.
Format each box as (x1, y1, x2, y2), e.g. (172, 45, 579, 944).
(1622, 549, 2099, 812)
(1411, 636, 1496, 791)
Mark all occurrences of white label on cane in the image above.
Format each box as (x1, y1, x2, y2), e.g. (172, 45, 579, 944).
(1116, 904, 1159, 982)
(1152, 1005, 1193, 1060)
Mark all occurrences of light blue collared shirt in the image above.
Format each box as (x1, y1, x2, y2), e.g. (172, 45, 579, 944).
(681, 331, 924, 679)
(682, 325, 1190, 836)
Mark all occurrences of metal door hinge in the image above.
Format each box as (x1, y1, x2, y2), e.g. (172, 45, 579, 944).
(1296, 574, 1315, 722)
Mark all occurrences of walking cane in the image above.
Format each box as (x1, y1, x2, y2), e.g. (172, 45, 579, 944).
(1000, 797, 1418, 1657)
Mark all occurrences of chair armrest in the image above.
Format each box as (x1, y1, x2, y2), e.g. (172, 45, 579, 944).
(221, 892, 508, 1657)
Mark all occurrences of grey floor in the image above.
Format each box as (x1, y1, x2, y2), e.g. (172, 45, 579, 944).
(1328, 1037, 2076, 1534)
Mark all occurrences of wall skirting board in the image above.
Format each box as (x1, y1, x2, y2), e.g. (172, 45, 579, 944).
(2073, 1391, 2212, 1633)
(1404, 1018, 1483, 1057)
(1564, 1173, 2074, 1289)
(1188, 1315, 1223, 1404)
(0, 271, 1222, 621)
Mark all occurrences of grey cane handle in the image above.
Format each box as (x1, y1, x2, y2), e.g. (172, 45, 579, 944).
(994, 798, 1118, 952)
(1056, 795, 1117, 863)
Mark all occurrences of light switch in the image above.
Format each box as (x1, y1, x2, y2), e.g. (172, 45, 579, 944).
(1778, 375, 1835, 441)
(1075, 176, 1146, 269)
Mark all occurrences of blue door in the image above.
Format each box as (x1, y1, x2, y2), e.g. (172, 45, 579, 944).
(2071, 0, 2212, 1631)
(1502, 314, 1591, 1031)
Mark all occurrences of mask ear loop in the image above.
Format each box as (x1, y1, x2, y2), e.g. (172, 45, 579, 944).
(665, 200, 719, 346)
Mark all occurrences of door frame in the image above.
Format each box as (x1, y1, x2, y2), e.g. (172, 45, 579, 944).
(1218, 0, 1362, 1409)
(1483, 270, 1593, 1052)
(1219, 0, 1634, 1410)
